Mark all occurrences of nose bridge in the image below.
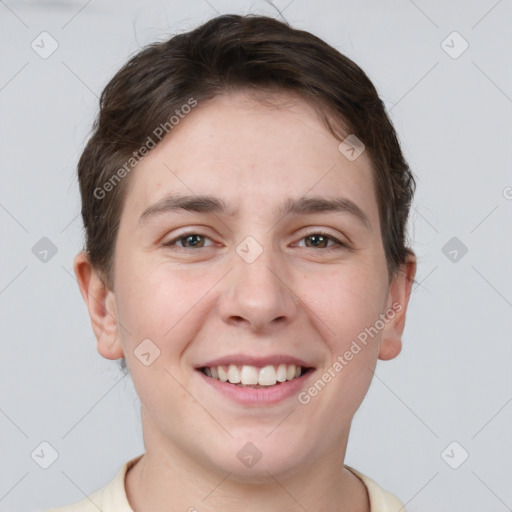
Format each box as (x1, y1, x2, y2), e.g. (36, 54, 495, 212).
(218, 236, 298, 330)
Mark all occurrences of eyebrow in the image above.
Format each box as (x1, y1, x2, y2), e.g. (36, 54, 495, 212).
(137, 194, 371, 230)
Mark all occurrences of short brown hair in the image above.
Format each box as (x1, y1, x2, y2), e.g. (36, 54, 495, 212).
(78, 13, 415, 291)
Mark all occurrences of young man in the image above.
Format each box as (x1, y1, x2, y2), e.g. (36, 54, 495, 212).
(49, 13, 416, 512)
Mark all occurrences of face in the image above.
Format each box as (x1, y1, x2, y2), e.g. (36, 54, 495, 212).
(76, 90, 414, 481)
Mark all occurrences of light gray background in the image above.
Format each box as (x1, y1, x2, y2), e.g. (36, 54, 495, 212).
(1, 0, 511, 511)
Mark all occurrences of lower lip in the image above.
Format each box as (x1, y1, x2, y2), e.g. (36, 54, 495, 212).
(197, 370, 314, 405)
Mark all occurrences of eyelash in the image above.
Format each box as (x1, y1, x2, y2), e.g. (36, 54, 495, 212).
(163, 231, 348, 251)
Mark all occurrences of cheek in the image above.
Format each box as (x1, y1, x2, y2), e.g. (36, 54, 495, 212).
(113, 256, 178, 343)
(309, 267, 387, 350)
(114, 257, 213, 357)
(304, 271, 385, 416)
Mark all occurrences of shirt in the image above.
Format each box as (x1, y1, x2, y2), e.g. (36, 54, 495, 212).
(45, 454, 406, 512)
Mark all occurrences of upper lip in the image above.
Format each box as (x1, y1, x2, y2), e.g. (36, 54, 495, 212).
(196, 354, 314, 369)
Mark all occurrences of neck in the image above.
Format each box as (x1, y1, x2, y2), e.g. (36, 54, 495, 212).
(125, 415, 369, 512)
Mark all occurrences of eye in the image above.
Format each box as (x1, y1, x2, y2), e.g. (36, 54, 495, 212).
(162, 231, 348, 251)
(163, 232, 214, 249)
(297, 232, 347, 250)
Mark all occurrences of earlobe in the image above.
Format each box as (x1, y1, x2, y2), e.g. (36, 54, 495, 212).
(378, 255, 417, 361)
(73, 251, 125, 360)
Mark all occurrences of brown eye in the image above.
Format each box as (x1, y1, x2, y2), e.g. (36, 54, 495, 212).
(180, 234, 205, 247)
(304, 234, 330, 248)
(164, 233, 213, 249)
(298, 232, 346, 250)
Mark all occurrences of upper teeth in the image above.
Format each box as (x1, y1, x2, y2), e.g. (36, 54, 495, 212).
(202, 364, 302, 386)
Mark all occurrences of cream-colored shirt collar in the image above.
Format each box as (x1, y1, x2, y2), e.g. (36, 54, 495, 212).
(48, 454, 406, 512)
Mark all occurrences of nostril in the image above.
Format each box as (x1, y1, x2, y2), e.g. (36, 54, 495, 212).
(228, 316, 246, 326)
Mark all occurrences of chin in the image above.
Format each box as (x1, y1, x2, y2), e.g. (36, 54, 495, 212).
(201, 437, 312, 483)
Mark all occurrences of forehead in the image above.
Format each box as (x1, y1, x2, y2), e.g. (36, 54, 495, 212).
(121, 90, 378, 226)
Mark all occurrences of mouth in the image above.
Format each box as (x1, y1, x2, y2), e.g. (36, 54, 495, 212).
(195, 355, 316, 404)
(198, 363, 314, 388)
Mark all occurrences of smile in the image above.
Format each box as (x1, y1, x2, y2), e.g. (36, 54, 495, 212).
(196, 355, 316, 404)
(200, 363, 305, 387)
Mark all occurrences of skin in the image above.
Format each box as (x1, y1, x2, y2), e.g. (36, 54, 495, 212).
(75, 90, 416, 512)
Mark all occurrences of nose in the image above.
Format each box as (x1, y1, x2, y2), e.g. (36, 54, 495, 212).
(217, 243, 299, 333)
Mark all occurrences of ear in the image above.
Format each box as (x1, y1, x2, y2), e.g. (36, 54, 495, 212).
(378, 254, 417, 361)
(73, 251, 124, 360)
